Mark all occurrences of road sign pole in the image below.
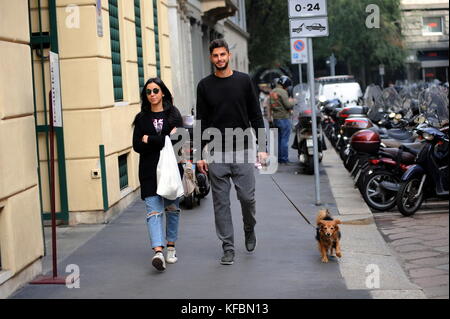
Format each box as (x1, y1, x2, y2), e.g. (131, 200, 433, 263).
(299, 64, 303, 85)
(307, 37, 321, 205)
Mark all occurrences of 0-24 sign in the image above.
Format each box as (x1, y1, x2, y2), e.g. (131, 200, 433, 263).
(288, 0, 327, 18)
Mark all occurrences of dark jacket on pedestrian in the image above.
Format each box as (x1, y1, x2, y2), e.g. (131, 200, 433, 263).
(133, 105, 183, 200)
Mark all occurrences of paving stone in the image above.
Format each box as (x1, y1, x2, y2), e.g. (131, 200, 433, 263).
(410, 257, 450, 267)
(403, 263, 424, 270)
(380, 228, 409, 235)
(419, 233, 449, 241)
(402, 251, 443, 261)
(411, 225, 439, 230)
(391, 238, 423, 247)
(392, 221, 418, 227)
(409, 268, 448, 278)
(412, 275, 449, 288)
(416, 228, 448, 235)
(423, 285, 449, 299)
(395, 244, 429, 253)
(436, 264, 449, 271)
(434, 246, 449, 253)
(423, 239, 449, 247)
(389, 232, 422, 240)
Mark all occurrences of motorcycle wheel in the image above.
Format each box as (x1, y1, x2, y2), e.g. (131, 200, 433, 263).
(362, 170, 400, 211)
(339, 146, 347, 161)
(396, 177, 424, 216)
(304, 154, 314, 175)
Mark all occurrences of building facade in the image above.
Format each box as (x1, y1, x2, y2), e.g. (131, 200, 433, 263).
(0, 0, 174, 298)
(401, 0, 449, 82)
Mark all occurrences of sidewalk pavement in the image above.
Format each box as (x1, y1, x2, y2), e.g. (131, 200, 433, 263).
(10, 138, 426, 299)
(374, 211, 449, 299)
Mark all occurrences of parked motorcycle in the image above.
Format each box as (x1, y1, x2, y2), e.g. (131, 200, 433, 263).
(396, 87, 449, 216)
(292, 84, 326, 174)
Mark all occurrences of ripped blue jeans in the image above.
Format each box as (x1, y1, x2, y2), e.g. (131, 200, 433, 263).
(144, 196, 181, 249)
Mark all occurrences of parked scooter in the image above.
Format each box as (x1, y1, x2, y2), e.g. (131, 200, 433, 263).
(396, 88, 449, 216)
(292, 84, 326, 174)
(180, 115, 210, 209)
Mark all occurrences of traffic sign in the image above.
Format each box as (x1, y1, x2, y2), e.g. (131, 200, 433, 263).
(288, 0, 327, 18)
(291, 38, 308, 64)
(289, 16, 329, 38)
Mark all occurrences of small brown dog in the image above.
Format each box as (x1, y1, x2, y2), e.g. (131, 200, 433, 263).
(315, 209, 342, 263)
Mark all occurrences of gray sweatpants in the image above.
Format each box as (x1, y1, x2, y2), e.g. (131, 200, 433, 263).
(208, 153, 256, 252)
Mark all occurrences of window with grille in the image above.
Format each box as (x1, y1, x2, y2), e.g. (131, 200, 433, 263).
(135, 0, 145, 91)
(118, 154, 128, 190)
(109, 0, 123, 101)
(153, 0, 161, 78)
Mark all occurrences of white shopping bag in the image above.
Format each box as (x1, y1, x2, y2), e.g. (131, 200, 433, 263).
(156, 136, 184, 200)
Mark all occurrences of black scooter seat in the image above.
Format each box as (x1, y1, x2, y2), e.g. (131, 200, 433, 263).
(400, 142, 423, 156)
(380, 148, 416, 164)
(387, 129, 413, 141)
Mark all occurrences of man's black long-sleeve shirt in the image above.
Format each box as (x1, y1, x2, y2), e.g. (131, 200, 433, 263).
(196, 71, 266, 156)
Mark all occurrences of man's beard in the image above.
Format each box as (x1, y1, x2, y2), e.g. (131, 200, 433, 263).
(215, 61, 229, 71)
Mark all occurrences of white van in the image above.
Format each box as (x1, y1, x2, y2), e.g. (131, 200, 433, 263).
(318, 82, 363, 104)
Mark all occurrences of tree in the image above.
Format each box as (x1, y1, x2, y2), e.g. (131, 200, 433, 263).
(315, 0, 405, 87)
(246, 0, 406, 86)
(246, 0, 291, 71)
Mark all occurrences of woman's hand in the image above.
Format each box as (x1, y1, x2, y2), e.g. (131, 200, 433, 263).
(142, 135, 149, 143)
(170, 127, 177, 135)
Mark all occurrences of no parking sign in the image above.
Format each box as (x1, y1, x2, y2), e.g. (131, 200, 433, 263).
(291, 38, 308, 64)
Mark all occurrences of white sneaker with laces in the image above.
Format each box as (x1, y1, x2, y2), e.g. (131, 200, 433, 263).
(166, 247, 178, 264)
(152, 251, 166, 271)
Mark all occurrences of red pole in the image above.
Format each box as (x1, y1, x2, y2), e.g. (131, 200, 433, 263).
(30, 90, 65, 285)
(49, 89, 58, 278)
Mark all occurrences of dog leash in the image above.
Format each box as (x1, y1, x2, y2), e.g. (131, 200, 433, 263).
(270, 176, 317, 231)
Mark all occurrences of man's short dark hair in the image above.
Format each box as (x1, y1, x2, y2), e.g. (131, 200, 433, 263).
(209, 39, 229, 54)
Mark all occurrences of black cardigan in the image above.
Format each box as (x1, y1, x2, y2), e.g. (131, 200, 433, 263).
(132, 106, 183, 200)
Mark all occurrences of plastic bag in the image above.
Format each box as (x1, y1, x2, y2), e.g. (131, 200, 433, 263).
(156, 136, 184, 200)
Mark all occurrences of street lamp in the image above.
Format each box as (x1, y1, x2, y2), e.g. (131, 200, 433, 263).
(326, 53, 336, 76)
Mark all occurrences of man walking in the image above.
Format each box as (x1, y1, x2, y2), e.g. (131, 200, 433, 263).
(196, 39, 268, 265)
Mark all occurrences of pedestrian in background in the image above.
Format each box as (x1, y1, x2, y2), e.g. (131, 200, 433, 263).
(269, 76, 296, 164)
(132, 77, 183, 272)
(196, 39, 268, 265)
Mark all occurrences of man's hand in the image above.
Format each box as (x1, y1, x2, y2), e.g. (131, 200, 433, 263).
(170, 127, 177, 135)
(257, 152, 269, 166)
(142, 135, 149, 143)
(196, 160, 208, 175)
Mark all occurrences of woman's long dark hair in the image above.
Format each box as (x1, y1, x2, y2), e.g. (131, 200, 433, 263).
(132, 77, 181, 127)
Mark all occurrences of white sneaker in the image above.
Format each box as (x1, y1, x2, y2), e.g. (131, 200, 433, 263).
(166, 247, 178, 264)
(152, 252, 166, 271)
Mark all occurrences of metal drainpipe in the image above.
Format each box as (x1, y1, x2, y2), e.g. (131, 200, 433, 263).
(99, 145, 109, 212)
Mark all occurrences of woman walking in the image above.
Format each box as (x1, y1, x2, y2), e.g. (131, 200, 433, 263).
(132, 77, 183, 271)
